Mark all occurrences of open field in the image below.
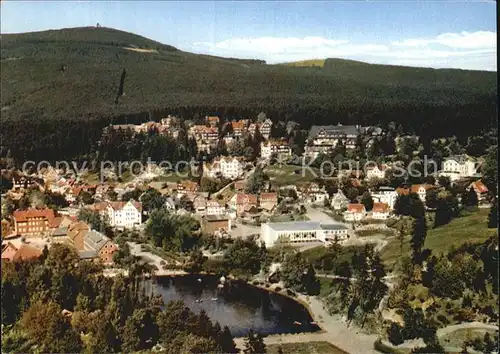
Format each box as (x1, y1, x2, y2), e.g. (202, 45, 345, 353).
(264, 164, 320, 186)
(279, 59, 327, 67)
(380, 208, 496, 269)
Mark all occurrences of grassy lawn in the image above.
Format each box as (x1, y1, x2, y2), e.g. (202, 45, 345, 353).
(264, 164, 320, 186)
(267, 341, 348, 354)
(269, 214, 310, 222)
(425, 207, 496, 253)
(439, 328, 498, 348)
(151, 174, 192, 183)
(380, 208, 496, 270)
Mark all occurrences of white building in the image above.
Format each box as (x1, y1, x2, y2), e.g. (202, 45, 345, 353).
(371, 202, 390, 220)
(371, 187, 398, 210)
(440, 155, 478, 181)
(366, 164, 388, 180)
(104, 200, 142, 229)
(260, 140, 292, 159)
(204, 156, 245, 180)
(261, 221, 349, 248)
(343, 204, 366, 222)
(331, 190, 350, 211)
(205, 200, 225, 215)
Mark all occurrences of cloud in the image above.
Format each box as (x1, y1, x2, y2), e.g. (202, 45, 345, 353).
(188, 31, 496, 71)
(391, 31, 496, 49)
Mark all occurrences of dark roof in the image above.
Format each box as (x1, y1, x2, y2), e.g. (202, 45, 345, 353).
(83, 230, 110, 252)
(308, 125, 361, 139)
(320, 224, 348, 230)
(52, 225, 69, 237)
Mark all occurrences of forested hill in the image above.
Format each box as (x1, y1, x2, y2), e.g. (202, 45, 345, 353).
(0, 26, 497, 161)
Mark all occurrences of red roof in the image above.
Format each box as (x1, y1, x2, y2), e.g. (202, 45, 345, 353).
(372, 202, 389, 213)
(12, 244, 42, 262)
(236, 194, 258, 205)
(396, 187, 410, 195)
(347, 203, 366, 213)
(471, 181, 488, 194)
(231, 120, 246, 130)
(260, 193, 277, 202)
(410, 184, 435, 193)
(13, 208, 56, 223)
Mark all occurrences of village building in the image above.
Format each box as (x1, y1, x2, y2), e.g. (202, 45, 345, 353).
(467, 180, 489, 204)
(366, 164, 389, 180)
(83, 230, 118, 264)
(103, 200, 143, 229)
(1, 243, 42, 263)
(259, 192, 278, 212)
(229, 193, 258, 216)
(201, 215, 231, 235)
(13, 208, 60, 237)
(260, 140, 292, 160)
(66, 221, 91, 251)
(300, 183, 329, 204)
(305, 124, 382, 157)
(193, 195, 208, 214)
(205, 200, 225, 216)
(205, 116, 220, 127)
(12, 175, 37, 190)
(371, 202, 390, 220)
(177, 181, 200, 196)
(230, 120, 249, 138)
(331, 190, 350, 211)
(343, 203, 367, 222)
(234, 180, 247, 192)
(371, 187, 398, 210)
(440, 155, 479, 181)
(410, 184, 436, 203)
(204, 156, 245, 180)
(261, 221, 349, 248)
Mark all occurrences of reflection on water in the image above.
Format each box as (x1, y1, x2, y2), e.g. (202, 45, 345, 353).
(151, 275, 321, 337)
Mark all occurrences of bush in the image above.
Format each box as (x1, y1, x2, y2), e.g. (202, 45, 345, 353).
(387, 322, 405, 346)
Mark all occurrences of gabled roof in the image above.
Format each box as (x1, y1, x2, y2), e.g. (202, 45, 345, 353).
(12, 244, 42, 262)
(469, 180, 489, 194)
(347, 203, 366, 213)
(84, 230, 111, 253)
(13, 208, 56, 223)
(410, 184, 435, 193)
(372, 202, 389, 213)
(236, 193, 258, 205)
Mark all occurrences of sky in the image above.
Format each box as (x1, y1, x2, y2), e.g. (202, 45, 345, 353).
(1, 0, 497, 71)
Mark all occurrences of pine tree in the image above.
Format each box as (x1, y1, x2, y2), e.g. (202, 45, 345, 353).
(463, 188, 478, 207)
(302, 264, 320, 295)
(487, 200, 497, 228)
(410, 216, 427, 264)
(243, 329, 266, 354)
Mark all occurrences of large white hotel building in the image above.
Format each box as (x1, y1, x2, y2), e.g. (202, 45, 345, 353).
(260, 221, 349, 248)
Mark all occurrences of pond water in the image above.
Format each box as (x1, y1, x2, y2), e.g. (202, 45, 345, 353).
(152, 275, 321, 337)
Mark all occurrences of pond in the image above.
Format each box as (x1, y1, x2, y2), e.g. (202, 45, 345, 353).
(151, 274, 321, 337)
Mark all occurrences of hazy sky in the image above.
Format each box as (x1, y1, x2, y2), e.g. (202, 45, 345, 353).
(1, 1, 497, 70)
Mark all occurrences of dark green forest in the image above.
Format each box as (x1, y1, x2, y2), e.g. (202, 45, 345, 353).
(1, 26, 497, 162)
